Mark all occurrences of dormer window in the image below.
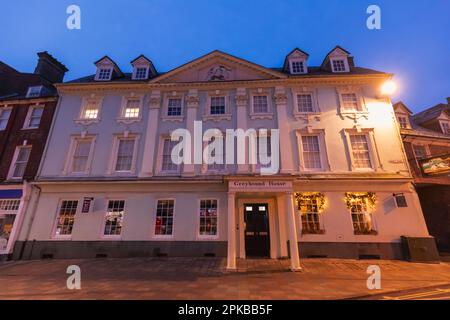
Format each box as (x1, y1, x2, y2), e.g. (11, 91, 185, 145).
(331, 59, 347, 72)
(290, 60, 306, 74)
(133, 67, 148, 80)
(26, 86, 43, 98)
(397, 116, 410, 129)
(441, 121, 450, 134)
(96, 68, 112, 81)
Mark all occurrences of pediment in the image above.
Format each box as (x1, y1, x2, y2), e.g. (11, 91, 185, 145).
(152, 51, 285, 83)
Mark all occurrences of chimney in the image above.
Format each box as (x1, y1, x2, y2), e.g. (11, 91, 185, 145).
(34, 51, 68, 84)
(348, 56, 355, 67)
(447, 97, 450, 106)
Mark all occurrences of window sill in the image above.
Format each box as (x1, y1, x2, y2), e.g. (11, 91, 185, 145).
(75, 118, 100, 125)
(301, 229, 326, 235)
(202, 114, 232, 122)
(197, 235, 219, 241)
(116, 117, 141, 125)
(157, 171, 181, 176)
(249, 113, 273, 120)
(161, 116, 184, 122)
(21, 126, 39, 130)
(152, 235, 174, 240)
(101, 235, 122, 240)
(354, 230, 378, 236)
(339, 111, 369, 121)
(293, 112, 321, 122)
(52, 235, 72, 240)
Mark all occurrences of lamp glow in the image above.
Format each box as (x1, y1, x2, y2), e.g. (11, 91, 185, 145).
(381, 80, 397, 96)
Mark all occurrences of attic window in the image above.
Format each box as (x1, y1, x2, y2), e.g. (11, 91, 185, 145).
(133, 67, 148, 80)
(441, 121, 450, 135)
(397, 116, 409, 129)
(331, 59, 347, 72)
(290, 60, 306, 74)
(96, 68, 112, 81)
(26, 86, 43, 98)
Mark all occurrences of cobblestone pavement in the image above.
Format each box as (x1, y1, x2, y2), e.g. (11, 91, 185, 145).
(1, 257, 450, 300)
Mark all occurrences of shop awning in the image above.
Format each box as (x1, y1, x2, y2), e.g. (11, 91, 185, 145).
(0, 189, 23, 199)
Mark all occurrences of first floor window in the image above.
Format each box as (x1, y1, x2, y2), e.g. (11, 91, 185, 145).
(104, 200, 125, 236)
(83, 101, 99, 119)
(341, 93, 360, 111)
(253, 95, 269, 113)
(155, 200, 174, 235)
(301, 135, 321, 169)
(161, 138, 180, 172)
(413, 144, 427, 160)
(11, 146, 31, 178)
(349, 197, 375, 235)
(297, 94, 314, 113)
(124, 99, 140, 118)
(332, 59, 346, 72)
(199, 200, 218, 236)
(0, 108, 12, 130)
(115, 138, 135, 172)
(349, 134, 372, 169)
(72, 139, 92, 173)
(55, 200, 78, 236)
(210, 96, 226, 115)
(25, 105, 44, 128)
(167, 98, 182, 116)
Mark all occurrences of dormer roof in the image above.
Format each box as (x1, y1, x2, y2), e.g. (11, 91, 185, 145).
(321, 45, 351, 69)
(130, 54, 157, 79)
(94, 55, 124, 78)
(393, 101, 413, 115)
(283, 48, 309, 72)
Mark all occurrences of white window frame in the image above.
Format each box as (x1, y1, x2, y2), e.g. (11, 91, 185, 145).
(132, 66, 149, 80)
(153, 198, 176, 239)
(156, 135, 182, 175)
(197, 198, 220, 239)
(95, 67, 113, 81)
(397, 115, 410, 129)
(76, 96, 103, 124)
(26, 85, 43, 98)
(292, 89, 320, 120)
(0, 107, 12, 131)
(250, 90, 273, 119)
(289, 58, 308, 74)
(295, 130, 330, 172)
(101, 199, 126, 239)
(201, 131, 227, 174)
(161, 93, 185, 122)
(344, 129, 380, 171)
(203, 92, 231, 121)
(440, 120, 450, 135)
(107, 134, 140, 175)
(117, 95, 143, 124)
(330, 57, 349, 73)
(7, 145, 32, 180)
(52, 199, 79, 239)
(23, 104, 44, 129)
(337, 88, 367, 117)
(347, 195, 377, 235)
(63, 135, 97, 175)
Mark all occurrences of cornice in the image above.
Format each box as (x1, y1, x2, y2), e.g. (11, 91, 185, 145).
(0, 96, 57, 105)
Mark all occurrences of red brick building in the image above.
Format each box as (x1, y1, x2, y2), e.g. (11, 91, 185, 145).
(394, 99, 450, 253)
(0, 52, 67, 258)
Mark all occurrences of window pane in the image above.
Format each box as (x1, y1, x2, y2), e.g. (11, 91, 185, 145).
(210, 97, 225, 115)
(413, 145, 427, 160)
(0, 109, 11, 130)
(104, 200, 125, 236)
(302, 136, 321, 169)
(167, 98, 182, 116)
(125, 99, 140, 118)
(135, 68, 147, 79)
(115, 139, 135, 171)
(72, 140, 91, 173)
(199, 199, 218, 236)
(28, 107, 43, 127)
(155, 200, 174, 235)
(349, 197, 374, 234)
(253, 95, 268, 113)
(55, 200, 78, 236)
(291, 61, 304, 73)
(162, 139, 180, 172)
(13, 147, 31, 178)
(98, 68, 112, 80)
(332, 60, 346, 72)
(341, 93, 359, 111)
(350, 134, 372, 168)
(207, 136, 225, 171)
(297, 94, 313, 112)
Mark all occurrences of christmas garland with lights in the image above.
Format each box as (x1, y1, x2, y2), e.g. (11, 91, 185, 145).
(295, 192, 326, 212)
(345, 192, 377, 211)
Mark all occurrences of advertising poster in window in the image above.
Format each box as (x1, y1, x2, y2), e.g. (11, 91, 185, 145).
(419, 153, 450, 176)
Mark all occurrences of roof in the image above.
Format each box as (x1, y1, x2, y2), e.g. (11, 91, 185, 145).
(393, 101, 413, 114)
(412, 103, 450, 125)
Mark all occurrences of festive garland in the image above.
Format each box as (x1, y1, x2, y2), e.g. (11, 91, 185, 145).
(295, 192, 326, 213)
(345, 192, 377, 211)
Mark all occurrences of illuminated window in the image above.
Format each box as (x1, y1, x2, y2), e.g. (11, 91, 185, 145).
(55, 200, 78, 236)
(124, 99, 140, 118)
(350, 134, 372, 168)
(104, 200, 125, 236)
(82, 101, 99, 119)
(298, 195, 323, 234)
(155, 199, 174, 236)
(349, 197, 375, 235)
(199, 199, 218, 236)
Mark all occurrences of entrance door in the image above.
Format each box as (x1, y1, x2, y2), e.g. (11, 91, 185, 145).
(244, 203, 270, 257)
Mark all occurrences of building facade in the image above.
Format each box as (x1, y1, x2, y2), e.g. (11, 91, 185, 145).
(394, 100, 450, 252)
(0, 52, 67, 258)
(14, 47, 433, 269)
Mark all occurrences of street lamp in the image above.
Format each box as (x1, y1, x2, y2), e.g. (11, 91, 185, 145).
(381, 79, 397, 96)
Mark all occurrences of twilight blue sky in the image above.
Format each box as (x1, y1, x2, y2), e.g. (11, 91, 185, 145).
(0, 0, 449, 113)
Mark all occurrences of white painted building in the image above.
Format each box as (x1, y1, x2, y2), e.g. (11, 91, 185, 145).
(14, 47, 432, 269)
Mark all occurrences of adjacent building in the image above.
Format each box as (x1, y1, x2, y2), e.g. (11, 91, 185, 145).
(0, 52, 67, 258)
(13, 47, 434, 269)
(394, 99, 450, 252)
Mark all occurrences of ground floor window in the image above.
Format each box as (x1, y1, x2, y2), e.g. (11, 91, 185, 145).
(55, 200, 78, 236)
(104, 200, 125, 236)
(295, 193, 325, 234)
(155, 199, 174, 235)
(345, 192, 377, 235)
(199, 199, 218, 237)
(0, 214, 16, 251)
